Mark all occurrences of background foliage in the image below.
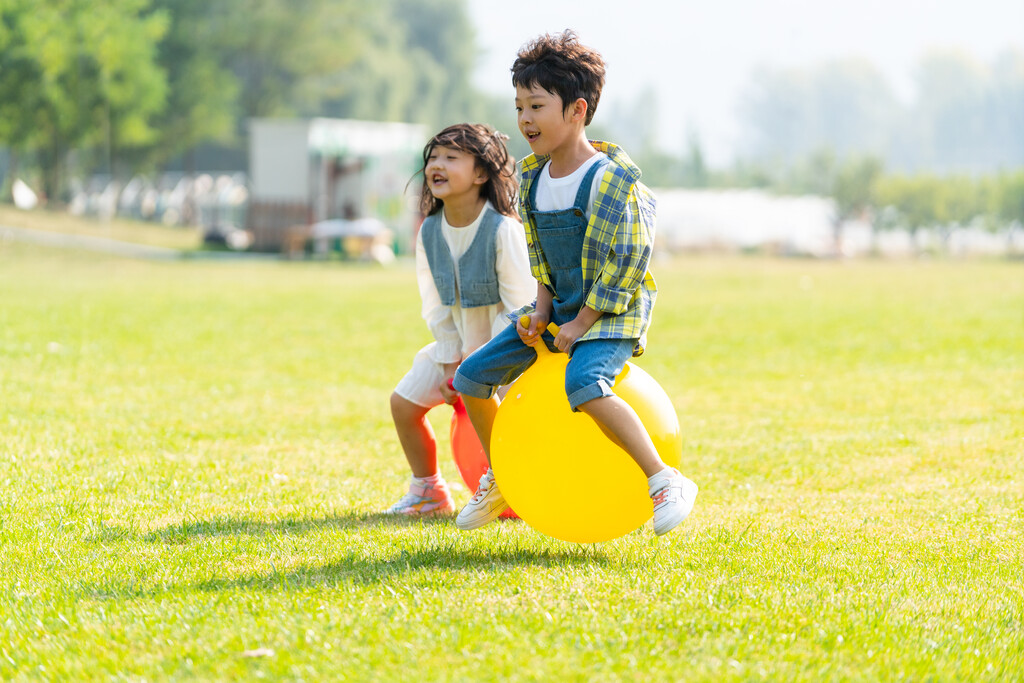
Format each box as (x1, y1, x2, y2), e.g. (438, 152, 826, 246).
(0, 0, 1021, 230)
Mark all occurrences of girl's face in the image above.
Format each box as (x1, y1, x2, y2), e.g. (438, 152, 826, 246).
(425, 144, 486, 204)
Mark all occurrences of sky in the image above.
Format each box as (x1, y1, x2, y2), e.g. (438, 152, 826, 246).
(466, 0, 1024, 165)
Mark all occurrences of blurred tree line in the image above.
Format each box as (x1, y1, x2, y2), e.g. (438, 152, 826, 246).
(736, 50, 1024, 174)
(0, 0, 502, 203)
(614, 51, 1024, 240)
(1, 0, 1021, 238)
(619, 49, 1024, 187)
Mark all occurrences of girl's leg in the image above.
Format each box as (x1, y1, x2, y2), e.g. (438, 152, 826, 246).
(389, 391, 438, 478)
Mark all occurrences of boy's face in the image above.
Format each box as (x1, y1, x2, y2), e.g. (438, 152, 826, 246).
(515, 83, 582, 158)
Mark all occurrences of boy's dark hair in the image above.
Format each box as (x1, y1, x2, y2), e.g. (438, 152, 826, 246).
(511, 30, 605, 126)
(418, 123, 517, 218)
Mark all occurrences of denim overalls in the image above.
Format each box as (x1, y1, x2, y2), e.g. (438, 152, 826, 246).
(453, 157, 636, 411)
(529, 158, 604, 328)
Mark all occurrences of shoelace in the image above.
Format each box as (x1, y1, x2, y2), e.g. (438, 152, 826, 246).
(470, 474, 494, 503)
(652, 487, 672, 507)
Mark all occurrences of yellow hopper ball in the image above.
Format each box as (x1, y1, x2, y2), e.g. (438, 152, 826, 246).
(490, 317, 682, 543)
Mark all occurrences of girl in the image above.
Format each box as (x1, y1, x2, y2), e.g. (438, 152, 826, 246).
(386, 123, 534, 516)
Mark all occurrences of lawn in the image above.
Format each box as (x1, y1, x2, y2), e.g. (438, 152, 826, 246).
(0, 205, 202, 251)
(1, 237, 1021, 681)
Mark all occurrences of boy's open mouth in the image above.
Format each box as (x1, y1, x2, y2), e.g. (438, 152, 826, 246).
(525, 131, 540, 143)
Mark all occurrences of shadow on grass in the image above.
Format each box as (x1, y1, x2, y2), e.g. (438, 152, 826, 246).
(88, 510, 464, 545)
(80, 537, 609, 600)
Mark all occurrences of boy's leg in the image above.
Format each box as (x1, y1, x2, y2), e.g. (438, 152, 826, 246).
(451, 324, 537, 530)
(452, 323, 539, 459)
(461, 394, 499, 459)
(452, 324, 539, 400)
(567, 339, 699, 536)
(575, 394, 663, 477)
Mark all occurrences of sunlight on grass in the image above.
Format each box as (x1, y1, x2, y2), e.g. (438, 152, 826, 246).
(1, 241, 1021, 680)
(0, 205, 201, 250)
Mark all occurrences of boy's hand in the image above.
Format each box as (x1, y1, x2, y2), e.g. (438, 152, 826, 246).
(516, 312, 549, 347)
(553, 307, 602, 352)
(553, 317, 588, 352)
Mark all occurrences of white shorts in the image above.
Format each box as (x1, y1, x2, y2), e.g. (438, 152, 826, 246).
(394, 343, 447, 409)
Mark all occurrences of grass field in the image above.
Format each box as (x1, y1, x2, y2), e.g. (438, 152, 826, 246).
(1, 231, 1022, 680)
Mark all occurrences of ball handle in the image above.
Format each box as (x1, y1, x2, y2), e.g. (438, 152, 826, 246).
(518, 315, 561, 356)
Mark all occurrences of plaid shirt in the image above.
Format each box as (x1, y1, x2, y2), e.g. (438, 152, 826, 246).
(514, 140, 658, 356)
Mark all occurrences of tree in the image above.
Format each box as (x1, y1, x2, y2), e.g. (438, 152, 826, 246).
(737, 59, 898, 166)
(143, 0, 240, 173)
(875, 175, 936, 250)
(207, 0, 365, 120)
(912, 49, 990, 172)
(318, 0, 482, 131)
(831, 155, 884, 253)
(873, 174, 992, 254)
(0, 0, 168, 202)
(987, 50, 1024, 169)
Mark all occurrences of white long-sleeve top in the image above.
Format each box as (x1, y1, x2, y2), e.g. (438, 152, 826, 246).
(415, 203, 535, 364)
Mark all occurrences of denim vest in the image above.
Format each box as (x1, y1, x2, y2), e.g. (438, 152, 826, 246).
(421, 208, 503, 308)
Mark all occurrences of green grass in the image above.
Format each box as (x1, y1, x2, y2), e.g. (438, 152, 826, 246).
(1, 240, 1022, 681)
(0, 205, 202, 250)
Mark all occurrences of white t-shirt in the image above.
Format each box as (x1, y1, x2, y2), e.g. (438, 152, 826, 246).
(534, 152, 608, 214)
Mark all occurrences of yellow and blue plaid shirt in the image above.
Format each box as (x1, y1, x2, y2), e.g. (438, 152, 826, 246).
(514, 140, 658, 356)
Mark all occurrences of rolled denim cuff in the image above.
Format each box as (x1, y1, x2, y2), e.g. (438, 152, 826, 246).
(566, 378, 615, 412)
(452, 371, 498, 400)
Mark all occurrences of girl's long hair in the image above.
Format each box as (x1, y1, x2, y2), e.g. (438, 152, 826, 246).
(418, 123, 518, 218)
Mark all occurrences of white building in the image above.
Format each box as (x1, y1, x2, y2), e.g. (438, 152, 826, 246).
(247, 118, 426, 253)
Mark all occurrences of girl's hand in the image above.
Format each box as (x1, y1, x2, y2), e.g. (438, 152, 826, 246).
(440, 367, 460, 404)
(517, 312, 549, 347)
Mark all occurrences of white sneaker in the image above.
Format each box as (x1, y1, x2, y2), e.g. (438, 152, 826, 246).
(650, 468, 699, 536)
(455, 468, 508, 530)
(385, 477, 455, 517)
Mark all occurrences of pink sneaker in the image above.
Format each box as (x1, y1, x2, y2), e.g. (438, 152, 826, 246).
(385, 477, 455, 517)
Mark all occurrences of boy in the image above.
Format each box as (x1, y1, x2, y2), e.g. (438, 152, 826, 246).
(451, 30, 698, 536)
